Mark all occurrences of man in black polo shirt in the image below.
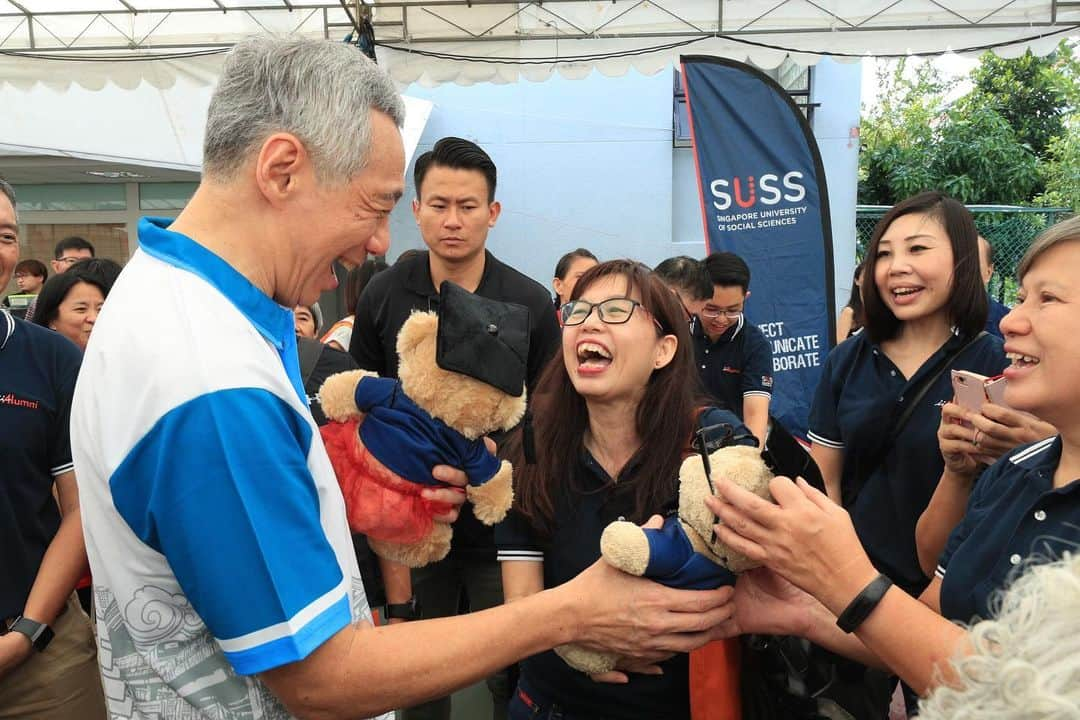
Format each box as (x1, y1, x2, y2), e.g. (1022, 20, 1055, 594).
(0, 178, 106, 718)
(693, 251, 773, 445)
(349, 137, 560, 720)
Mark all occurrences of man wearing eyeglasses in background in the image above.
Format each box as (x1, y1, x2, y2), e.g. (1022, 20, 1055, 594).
(23, 237, 95, 323)
(693, 251, 773, 445)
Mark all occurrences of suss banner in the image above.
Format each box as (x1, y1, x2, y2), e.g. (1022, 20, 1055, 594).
(681, 55, 835, 438)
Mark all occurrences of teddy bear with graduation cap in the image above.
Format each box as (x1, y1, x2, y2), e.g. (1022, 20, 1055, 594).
(319, 281, 530, 568)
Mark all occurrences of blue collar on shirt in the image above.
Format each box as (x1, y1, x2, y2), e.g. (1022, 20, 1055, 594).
(1008, 435, 1062, 475)
(137, 217, 294, 351)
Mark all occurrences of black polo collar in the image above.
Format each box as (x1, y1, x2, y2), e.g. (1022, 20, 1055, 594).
(401, 249, 496, 299)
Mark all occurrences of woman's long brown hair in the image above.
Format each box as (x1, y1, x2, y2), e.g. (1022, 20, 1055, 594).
(505, 259, 703, 537)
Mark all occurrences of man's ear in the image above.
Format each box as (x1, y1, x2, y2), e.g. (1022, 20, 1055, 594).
(412, 198, 421, 224)
(254, 132, 307, 208)
(487, 200, 502, 228)
(744, 290, 751, 301)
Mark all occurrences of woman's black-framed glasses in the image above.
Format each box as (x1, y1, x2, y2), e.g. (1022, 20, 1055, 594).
(561, 297, 662, 331)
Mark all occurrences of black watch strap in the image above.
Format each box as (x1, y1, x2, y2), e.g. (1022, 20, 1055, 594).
(384, 597, 421, 621)
(836, 574, 893, 633)
(9, 616, 55, 652)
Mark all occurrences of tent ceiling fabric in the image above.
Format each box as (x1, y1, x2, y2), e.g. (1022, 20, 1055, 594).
(0, 1, 1076, 87)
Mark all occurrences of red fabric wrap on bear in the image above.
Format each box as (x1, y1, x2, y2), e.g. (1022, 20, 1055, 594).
(320, 419, 455, 544)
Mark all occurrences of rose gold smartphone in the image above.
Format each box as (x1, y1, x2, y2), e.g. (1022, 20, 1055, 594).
(952, 370, 989, 413)
(984, 375, 1009, 407)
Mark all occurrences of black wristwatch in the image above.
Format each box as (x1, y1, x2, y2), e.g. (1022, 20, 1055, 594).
(8, 616, 54, 652)
(384, 597, 421, 621)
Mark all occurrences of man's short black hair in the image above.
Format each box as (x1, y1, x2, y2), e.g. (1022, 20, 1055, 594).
(14, 259, 47, 280)
(54, 236, 95, 260)
(414, 137, 497, 202)
(703, 252, 750, 293)
(653, 256, 712, 301)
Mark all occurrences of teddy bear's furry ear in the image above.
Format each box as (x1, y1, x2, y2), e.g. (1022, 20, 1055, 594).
(396, 311, 438, 359)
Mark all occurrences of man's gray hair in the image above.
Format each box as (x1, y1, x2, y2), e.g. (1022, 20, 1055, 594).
(203, 35, 405, 184)
(1017, 215, 1080, 281)
(0, 176, 16, 220)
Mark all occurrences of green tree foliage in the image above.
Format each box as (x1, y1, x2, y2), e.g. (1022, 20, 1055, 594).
(858, 60, 949, 204)
(859, 41, 1078, 207)
(971, 49, 1068, 157)
(1037, 121, 1080, 211)
(933, 94, 1041, 204)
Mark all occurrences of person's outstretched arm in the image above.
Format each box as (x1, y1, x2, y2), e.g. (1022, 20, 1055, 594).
(262, 557, 736, 719)
(706, 479, 967, 695)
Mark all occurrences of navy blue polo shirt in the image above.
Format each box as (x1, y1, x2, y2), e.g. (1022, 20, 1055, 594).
(985, 295, 1010, 339)
(936, 436, 1080, 623)
(495, 407, 752, 719)
(0, 309, 83, 620)
(808, 331, 1006, 595)
(692, 315, 773, 419)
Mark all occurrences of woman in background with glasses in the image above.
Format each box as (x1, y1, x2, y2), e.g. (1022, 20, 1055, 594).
(496, 260, 752, 720)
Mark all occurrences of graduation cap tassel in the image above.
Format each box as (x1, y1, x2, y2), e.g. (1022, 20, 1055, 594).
(523, 409, 537, 465)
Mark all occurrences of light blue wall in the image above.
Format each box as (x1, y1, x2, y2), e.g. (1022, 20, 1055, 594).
(390, 69, 676, 292)
(390, 60, 860, 305)
(810, 59, 862, 318)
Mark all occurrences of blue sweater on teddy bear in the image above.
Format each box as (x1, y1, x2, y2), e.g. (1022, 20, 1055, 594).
(353, 376, 500, 487)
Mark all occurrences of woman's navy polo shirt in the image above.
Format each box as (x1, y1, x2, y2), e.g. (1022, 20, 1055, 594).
(936, 436, 1080, 623)
(494, 407, 751, 720)
(807, 331, 1006, 595)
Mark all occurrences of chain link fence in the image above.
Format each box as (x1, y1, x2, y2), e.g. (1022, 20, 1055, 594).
(855, 205, 1074, 306)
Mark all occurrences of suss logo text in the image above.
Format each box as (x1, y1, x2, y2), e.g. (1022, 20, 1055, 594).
(710, 171, 806, 211)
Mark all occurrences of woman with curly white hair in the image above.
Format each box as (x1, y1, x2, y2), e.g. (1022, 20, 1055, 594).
(920, 553, 1080, 719)
(703, 214, 1080, 700)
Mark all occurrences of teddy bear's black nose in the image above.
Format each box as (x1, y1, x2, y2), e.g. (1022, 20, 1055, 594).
(486, 323, 499, 335)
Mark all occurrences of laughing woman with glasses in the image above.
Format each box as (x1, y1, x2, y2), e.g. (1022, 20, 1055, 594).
(496, 260, 754, 720)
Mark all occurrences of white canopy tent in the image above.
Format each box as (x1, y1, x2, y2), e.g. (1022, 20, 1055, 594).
(0, 1, 1076, 88)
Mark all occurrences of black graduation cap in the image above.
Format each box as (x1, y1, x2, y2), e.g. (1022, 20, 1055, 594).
(436, 281, 530, 397)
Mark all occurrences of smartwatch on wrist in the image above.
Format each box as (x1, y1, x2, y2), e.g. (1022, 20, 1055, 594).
(9, 616, 54, 652)
(384, 597, 421, 621)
